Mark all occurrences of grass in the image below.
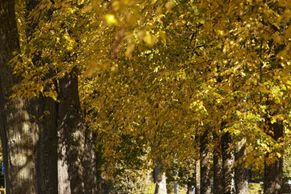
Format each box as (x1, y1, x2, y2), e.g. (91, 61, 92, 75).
(145, 182, 263, 194)
(249, 183, 263, 194)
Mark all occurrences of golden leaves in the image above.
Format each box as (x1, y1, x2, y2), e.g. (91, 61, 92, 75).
(104, 14, 118, 26)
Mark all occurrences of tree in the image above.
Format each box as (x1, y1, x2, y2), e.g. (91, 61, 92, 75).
(200, 128, 212, 194)
(1, 1, 98, 193)
(2, 0, 289, 193)
(0, 0, 39, 193)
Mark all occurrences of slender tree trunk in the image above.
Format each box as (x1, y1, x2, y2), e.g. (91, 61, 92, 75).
(168, 182, 179, 194)
(264, 157, 283, 194)
(213, 146, 223, 194)
(153, 164, 167, 194)
(195, 160, 200, 194)
(264, 121, 284, 194)
(186, 183, 194, 194)
(173, 181, 179, 194)
(166, 169, 179, 194)
(235, 139, 248, 194)
(186, 162, 196, 194)
(200, 130, 211, 194)
(0, 1, 39, 193)
(221, 132, 236, 194)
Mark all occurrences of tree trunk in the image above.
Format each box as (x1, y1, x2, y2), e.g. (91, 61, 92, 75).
(221, 132, 236, 194)
(213, 145, 223, 194)
(23, 1, 59, 193)
(57, 69, 97, 194)
(83, 127, 97, 193)
(235, 139, 248, 194)
(35, 98, 58, 194)
(264, 121, 284, 194)
(167, 181, 179, 194)
(57, 70, 84, 194)
(200, 130, 211, 194)
(173, 181, 179, 194)
(195, 160, 200, 194)
(186, 184, 194, 194)
(153, 165, 167, 194)
(186, 161, 197, 194)
(0, 1, 38, 193)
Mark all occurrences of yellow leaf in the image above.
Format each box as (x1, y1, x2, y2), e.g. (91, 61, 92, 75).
(125, 44, 135, 58)
(165, 0, 176, 11)
(158, 31, 167, 43)
(143, 31, 154, 46)
(112, 1, 120, 11)
(104, 14, 118, 26)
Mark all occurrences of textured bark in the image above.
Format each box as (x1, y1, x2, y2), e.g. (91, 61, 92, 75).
(264, 157, 283, 194)
(264, 121, 283, 194)
(200, 130, 211, 194)
(153, 165, 167, 194)
(57, 70, 97, 194)
(24, 1, 58, 193)
(213, 147, 223, 194)
(195, 160, 200, 194)
(83, 128, 97, 193)
(0, 1, 38, 193)
(221, 132, 236, 194)
(235, 139, 248, 194)
(35, 98, 58, 194)
(57, 71, 84, 194)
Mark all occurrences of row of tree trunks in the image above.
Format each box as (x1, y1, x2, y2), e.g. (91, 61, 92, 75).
(199, 129, 247, 194)
(199, 124, 284, 194)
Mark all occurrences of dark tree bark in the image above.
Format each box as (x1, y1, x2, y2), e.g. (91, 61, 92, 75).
(187, 160, 200, 194)
(221, 132, 236, 194)
(1, 1, 96, 194)
(213, 145, 223, 194)
(200, 130, 211, 194)
(57, 69, 97, 194)
(22, 1, 59, 193)
(57, 71, 84, 194)
(186, 171, 196, 194)
(235, 139, 248, 194)
(35, 98, 58, 194)
(195, 160, 200, 194)
(264, 121, 284, 194)
(83, 127, 98, 193)
(0, 1, 38, 193)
